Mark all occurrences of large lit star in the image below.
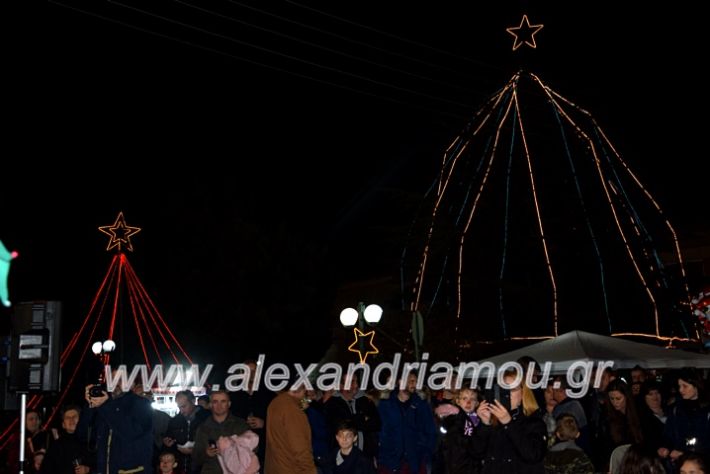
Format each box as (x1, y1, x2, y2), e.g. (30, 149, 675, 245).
(506, 15, 544, 51)
(98, 212, 141, 252)
(348, 328, 379, 364)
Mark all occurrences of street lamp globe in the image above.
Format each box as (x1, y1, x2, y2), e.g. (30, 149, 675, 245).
(363, 304, 383, 324)
(91, 342, 103, 355)
(339, 308, 359, 327)
(103, 340, 116, 353)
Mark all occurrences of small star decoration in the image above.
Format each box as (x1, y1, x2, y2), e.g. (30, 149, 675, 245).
(506, 15, 544, 51)
(98, 212, 141, 252)
(348, 328, 379, 364)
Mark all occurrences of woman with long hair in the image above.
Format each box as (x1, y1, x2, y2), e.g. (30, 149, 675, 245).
(474, 369, 547, 474)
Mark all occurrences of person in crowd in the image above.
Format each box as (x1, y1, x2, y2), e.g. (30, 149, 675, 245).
(40, 405, 93, 474)
(321, 421, 374, 474)
(158, 451, 184, 474)
(616, 444, 665, 474)
(636, 381, 667, 453)
(543, 414, 594, 474)
(678, 453, 708, 474)
(164, 390, 210, 474)
(198, 395, 211, 411)
(433, 386, 482, 474)
(264, 373, 317, 474)
(377, 372, 437, 474)
(27, 409, 51, 472)
(134, 384, 172, 467)
(542, 383, 558, 449)
(193, 390, 249, 474)
(474, 368, 547, 474)
(630, 366, 648, 397)
(552, 377, 589, 453)
(324, 373, 381, 470)
(517, 356, 546, 409)
(658, 368, 710, 465)
(79, 378, 154, 473)
(229, 359, 274, 468)
(598, 379, 643, 472)
(583, 366, 615, 470)
(305, 388, 330, 471)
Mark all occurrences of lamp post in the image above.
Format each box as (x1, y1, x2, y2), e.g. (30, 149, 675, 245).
(91, 339, 116, 383)
(340, 302, 383, 354)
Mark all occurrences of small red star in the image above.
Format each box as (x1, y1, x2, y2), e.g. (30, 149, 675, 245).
(348, 328, 379, 364)
(506, 15, 544, 51)
(98, 212, 141, 252)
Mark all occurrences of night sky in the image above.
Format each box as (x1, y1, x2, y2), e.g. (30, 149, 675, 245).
(2, 1, 707, 376)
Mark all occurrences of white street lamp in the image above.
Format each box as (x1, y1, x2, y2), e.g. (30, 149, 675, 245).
(339, 308, 359, 327)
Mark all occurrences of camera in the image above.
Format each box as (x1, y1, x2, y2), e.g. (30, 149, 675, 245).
(89, 384, 106, 397)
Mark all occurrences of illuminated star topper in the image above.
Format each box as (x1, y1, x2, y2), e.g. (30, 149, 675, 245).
(347, 327, 379, 364)
(98, 212, 141, 252)
(506, 14, 544, 51)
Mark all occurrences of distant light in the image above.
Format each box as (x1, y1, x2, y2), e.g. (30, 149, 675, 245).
(103, 340, 116, 353)
(363, 304, 383, 324)
(91, 342, 103, 355)
(340, 308, 358, 327)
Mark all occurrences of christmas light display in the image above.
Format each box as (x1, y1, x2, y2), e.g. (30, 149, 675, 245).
(401, 71, 693, 347)
(98, 211, 142, 252)
(348, 327, 379, 364)
(506, 15, 544, 51)
(0, 217, 192, 450)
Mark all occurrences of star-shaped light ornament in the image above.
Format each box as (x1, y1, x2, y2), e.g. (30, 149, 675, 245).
(347, 328, 379, 364)
(98, 212, 142, 252)
(506, 15, 544, 51)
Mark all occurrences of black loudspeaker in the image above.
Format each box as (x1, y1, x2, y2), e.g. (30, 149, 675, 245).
(9, 301, 62, 392)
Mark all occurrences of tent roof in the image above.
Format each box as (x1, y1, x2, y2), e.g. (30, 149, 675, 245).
(477, 330, 710, 374)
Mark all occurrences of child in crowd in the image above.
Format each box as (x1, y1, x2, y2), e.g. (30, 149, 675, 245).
(543, 414, 594, 474)
(158, 451, 183, 474)
(322, 420, 374, 474)
(434, 387, 482, 474)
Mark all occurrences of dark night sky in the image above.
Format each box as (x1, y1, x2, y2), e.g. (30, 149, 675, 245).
(1, 1, 707, 372)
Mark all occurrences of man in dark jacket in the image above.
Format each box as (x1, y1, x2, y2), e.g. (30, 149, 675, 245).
(164, 390, 210, 474)
(377, 373, 437, 474)
(80, 381, 154, 474)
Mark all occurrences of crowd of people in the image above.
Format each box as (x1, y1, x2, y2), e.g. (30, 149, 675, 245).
(4, 360, 709, 474)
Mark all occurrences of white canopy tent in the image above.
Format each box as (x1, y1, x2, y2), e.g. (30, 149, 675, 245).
(476, 330, 710, 374)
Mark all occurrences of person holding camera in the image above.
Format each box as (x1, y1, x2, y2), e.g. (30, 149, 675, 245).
(79, 378, 154, 474)
(474, 369, 547, 474)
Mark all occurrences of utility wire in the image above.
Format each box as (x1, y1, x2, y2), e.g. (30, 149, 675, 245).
(225, 0, 498, 85)
(175, 0, 480, 98)
(48, 0, 469, 120)
(285, 0, 503, 72)
(106, 0, 476, 109)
